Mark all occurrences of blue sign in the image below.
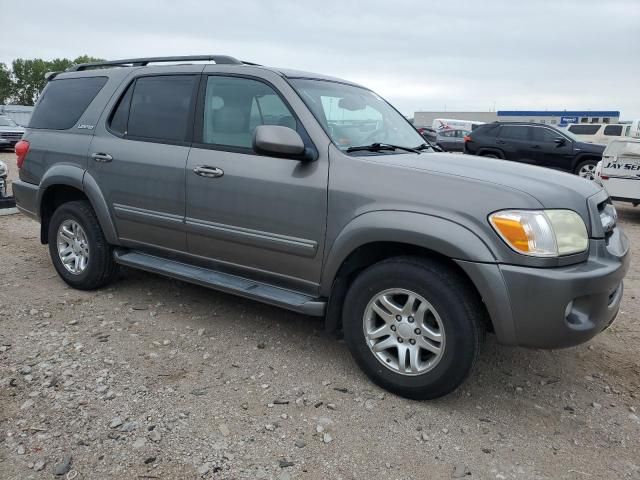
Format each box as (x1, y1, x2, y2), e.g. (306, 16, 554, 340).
(560, 116, 579, 124)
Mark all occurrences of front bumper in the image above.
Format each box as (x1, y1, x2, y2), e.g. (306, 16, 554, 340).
(457, 228, 630, 349)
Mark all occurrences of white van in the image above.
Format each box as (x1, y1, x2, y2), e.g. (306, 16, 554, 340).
(565, 123, 632, 144)
(595, 138, 640, 205)
(432, 118, 484, 132)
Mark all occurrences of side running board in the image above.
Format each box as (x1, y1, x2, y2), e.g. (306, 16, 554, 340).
(113, 250, 326, 316)
(113, 250, 326, 317)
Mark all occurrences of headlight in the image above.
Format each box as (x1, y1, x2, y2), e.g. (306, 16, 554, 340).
(489, 209, 588, 257)
(0, 160, 7, 176)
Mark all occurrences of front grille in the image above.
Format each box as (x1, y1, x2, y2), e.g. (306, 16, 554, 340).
(0, 132, 23, 141)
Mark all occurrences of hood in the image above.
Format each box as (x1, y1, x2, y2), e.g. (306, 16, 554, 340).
(378, 151, 603, 220)
(574, 141, 606, 153)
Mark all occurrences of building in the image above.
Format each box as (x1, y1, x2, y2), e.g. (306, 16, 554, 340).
(414, 110, 620, 128)
(0, 105, 34, 126)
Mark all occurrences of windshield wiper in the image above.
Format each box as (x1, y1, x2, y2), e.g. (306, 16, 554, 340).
(346, 143, 421, 154)
(416, 142, 443, 152)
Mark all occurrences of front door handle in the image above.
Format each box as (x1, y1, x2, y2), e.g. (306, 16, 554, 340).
(193, 165, 224, 178)
(91, 152, 113, 162)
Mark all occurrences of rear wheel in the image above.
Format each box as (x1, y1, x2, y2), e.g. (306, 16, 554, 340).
(48, 200, 118, 290)
(342, 257, 484, 399)
(575, 159, 598, 180)
(481, 152, 500, 159)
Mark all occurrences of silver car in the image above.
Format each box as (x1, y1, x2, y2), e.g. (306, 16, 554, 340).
(0, 115, 25, 149)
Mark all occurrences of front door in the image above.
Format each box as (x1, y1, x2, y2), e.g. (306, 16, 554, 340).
(89, 74, 199, 251)
(528, 126, 574, 171)
(185, 74, 328, 294)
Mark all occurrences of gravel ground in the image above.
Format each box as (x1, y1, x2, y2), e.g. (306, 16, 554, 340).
(1, 151, 639, 479)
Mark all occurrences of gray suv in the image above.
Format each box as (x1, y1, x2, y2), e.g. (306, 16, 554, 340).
(12, 55, 630, 399)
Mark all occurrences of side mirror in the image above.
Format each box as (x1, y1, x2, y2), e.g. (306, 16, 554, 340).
(253, 125, 305, 158)
(554, 137, 566, 146)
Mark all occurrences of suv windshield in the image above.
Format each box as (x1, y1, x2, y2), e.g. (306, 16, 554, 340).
(0, 116, 18, 127)
(290, 79, 426, 153)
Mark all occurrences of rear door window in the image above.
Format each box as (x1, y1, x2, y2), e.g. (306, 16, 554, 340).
(29, 76, 107, 130)
(499, 125, 529, 140)
(126, 75, 198, 143)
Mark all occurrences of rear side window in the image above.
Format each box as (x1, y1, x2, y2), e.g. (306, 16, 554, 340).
(29, 77, 107, 130)
(568, 124, 600, 135)
(474, 124, 499, 137)
(126, 75, 197, 143)
(499, 125, 529, 140)
(603, 125, 623, 136)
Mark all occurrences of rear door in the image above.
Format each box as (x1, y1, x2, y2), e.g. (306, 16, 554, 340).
(496, 125, 532, 162)
(89, 71, 200, 251)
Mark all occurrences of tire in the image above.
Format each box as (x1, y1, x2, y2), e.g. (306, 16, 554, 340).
(481, 152, 500, 159)
(342, 256, 485, 400)
(575, 159, 598, 180)
(48, 200, 118, 290)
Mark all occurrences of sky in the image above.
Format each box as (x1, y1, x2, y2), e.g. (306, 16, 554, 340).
(1, 0, 639, 119)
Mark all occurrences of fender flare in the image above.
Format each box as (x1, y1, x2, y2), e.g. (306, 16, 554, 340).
(37, 165, 119, 245)
(319, 210, 496, 296)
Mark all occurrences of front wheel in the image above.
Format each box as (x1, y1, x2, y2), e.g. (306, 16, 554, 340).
(48, 200, 118, 290)
(575, 159, 598, 180)
(342, 257, 485, 399)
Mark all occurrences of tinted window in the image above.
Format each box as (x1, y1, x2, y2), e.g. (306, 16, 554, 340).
(568, 124, 600, 135)
(474, 124, 499, 137)
(29, 77, 107, 130)
(127, 75, 197, 142)
(499, 125, 529, 140)
(531, 127, 562, 142)
(202, 76, 296, 148)
(604, 125, 623, 136)
(109, 83, 134, 136)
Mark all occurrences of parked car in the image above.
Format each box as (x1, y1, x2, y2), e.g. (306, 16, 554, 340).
(464, 122, 605, 179)
(415, 125, 437, 142)
(435, 128, 470, 152)
(13, 55, 629, 399)
(595, 138, 640, 206)
(0, 115, 25, 149)
(565, 123, 632, 144)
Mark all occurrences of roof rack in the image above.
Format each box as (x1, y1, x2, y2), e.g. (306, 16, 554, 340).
(67, 55, 245, 72)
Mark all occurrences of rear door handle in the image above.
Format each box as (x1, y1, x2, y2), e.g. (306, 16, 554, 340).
(496, 140, 506, 145)
(193, 166, 224, 178)
(91, 152, 113, 162)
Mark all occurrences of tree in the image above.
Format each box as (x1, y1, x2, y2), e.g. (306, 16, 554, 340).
(11, 58, 51, 105)
(0, 63, 11, 104)
(9, 55, 105, 106)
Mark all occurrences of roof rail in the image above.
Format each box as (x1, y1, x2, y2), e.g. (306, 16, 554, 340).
(67, 55, 244, 72)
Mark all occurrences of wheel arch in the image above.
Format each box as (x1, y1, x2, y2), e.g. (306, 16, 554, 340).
(477, 148, 504, 158)
(572, 153, 601, 172)
(322, 211, 496, 333)
(37, 167, 118, 245)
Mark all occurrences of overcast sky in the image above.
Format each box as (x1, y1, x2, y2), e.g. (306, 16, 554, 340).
(2, 0, 639, 118)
